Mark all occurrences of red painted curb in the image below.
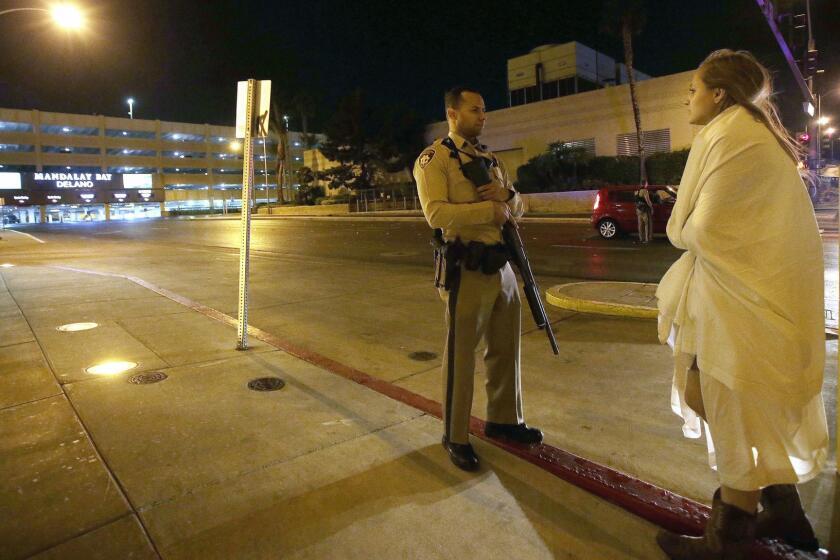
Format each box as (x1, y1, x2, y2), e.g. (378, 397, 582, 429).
(51, 265, 835, 559)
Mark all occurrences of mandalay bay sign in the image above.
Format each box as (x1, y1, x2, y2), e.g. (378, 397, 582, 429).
(33, 172, 117, 189)
(0, 172, 162, 205)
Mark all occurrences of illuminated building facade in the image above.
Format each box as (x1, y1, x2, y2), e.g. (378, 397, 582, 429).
(0, 107, 321, 222)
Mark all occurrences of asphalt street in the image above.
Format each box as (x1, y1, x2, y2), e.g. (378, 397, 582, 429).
(11, 217, 685, 283)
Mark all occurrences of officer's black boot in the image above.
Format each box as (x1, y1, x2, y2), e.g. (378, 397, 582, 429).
(755, 484, 819, 552)
(484, 422, 543, 445)
(656, 489, 756, 560)
(442, 436, 479, 471)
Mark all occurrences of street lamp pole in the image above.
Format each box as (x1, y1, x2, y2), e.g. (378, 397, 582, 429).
(127, 98, 135, 119)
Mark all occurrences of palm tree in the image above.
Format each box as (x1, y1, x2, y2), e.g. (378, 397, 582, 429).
(269, 99, 292, 203)
(601, 0, 648, 185)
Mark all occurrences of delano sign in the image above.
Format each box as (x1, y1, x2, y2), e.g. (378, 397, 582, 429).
(32, 172, 116, 189)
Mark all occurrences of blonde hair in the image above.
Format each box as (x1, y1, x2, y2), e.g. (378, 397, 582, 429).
(699, 49, 801, 163)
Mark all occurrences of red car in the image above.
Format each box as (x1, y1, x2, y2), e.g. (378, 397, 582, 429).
(591, 185, 677, 239)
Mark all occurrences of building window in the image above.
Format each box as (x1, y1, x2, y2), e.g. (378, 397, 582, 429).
(42, 145, 101, 154)
(524, 85, 539, 104)
(107, 148, 156, 156)
(616, 129, 671, 156)
(0, 144, 35, 152)
(41, 125, 99, 136)
(107, 166, 156, 174)
(162, 150, 206, 159)
(163, 168, 206, 174)
(0, 164, 36, 172)
(213, 152, 242, 160)
(554, 138, 596, 157)
(542, 80, 559, 100)
(106, 129, 156, 139)
(0, 121, 33, 132)
(510, 88, 526, 107)
(161, 132, 205, 142)
(43, 165, 102, 173)
(213, 168, 242, 175)
(558, 77, 577, 97)
(577, 78, 598, 93)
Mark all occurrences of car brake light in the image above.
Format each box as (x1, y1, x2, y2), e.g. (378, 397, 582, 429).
(593, 192, 601, 210)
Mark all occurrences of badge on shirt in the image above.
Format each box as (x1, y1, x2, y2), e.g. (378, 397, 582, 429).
(418, 149, 435, 168)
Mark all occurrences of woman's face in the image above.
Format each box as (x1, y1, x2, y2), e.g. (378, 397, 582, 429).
(687, 71, 725, 125)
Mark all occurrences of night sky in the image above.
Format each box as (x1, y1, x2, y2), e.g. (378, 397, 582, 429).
(0, 0, 836, 132)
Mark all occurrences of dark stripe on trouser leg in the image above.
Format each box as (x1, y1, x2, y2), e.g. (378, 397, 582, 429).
(444, 267, 461, 442)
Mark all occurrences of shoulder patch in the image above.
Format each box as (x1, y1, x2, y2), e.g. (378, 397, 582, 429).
(418, 149, 436, 168)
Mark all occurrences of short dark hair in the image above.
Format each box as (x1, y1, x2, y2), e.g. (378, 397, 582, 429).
(444, 86, 481, 110)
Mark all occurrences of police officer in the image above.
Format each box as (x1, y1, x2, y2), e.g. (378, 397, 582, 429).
(413, 86, 543, 472)
(635, 187, 653, 243)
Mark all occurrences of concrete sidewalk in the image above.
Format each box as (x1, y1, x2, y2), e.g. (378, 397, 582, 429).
(0, 264, 668, 560)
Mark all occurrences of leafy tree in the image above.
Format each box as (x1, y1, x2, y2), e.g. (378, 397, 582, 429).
(320, 90, 378, 190)
(514, 143, 593, 192)
(601, 0, 648, 185)
(515, 145, 689, 192)
(320, 90, 428, 191)
(375, 106, 427, 174)
(294, 166, 324, 205)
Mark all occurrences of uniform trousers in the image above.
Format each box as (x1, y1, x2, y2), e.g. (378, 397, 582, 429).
(439, 262, 524, 444)
(637, 207, 652, 242)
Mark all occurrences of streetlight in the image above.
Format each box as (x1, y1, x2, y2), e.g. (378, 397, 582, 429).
(817, 116, 830, 126)
(51, 3, 83, 29)
(127, 98, 135, 119)
(0, 4, 85, 30)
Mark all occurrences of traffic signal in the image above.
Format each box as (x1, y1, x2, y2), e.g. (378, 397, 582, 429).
(804, 49, 818, 78)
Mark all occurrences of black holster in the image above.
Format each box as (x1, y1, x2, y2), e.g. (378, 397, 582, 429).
(432, 238, 464, 290)
(433, 235, 507, 290)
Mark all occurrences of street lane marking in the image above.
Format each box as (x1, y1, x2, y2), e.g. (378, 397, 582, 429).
(551, 244, 639, 251)
(2, 229, 46, 243)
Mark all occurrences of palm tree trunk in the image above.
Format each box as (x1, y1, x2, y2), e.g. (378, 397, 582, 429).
(623, 22, 647, 185)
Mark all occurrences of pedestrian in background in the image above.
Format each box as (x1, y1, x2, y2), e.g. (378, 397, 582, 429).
(635, 186, 653, 243)
(656, 49, 828, 559)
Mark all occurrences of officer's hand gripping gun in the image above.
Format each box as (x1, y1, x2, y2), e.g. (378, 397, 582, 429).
(460, 158, 559, 356)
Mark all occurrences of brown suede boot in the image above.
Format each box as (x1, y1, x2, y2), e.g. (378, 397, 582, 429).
(755, 484, 819, 552)
(657, 489, 756, 560)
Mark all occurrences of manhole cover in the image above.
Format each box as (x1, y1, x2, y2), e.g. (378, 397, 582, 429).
(248, 377, 285, 392)
(128, 372, 168, 384)
(408, 351, 437, 361)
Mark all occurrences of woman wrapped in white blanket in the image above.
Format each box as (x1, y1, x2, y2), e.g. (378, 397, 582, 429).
(655, 50, 828, 560)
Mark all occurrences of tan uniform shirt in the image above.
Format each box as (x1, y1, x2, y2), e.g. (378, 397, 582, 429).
(413, 131, 524, 244)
